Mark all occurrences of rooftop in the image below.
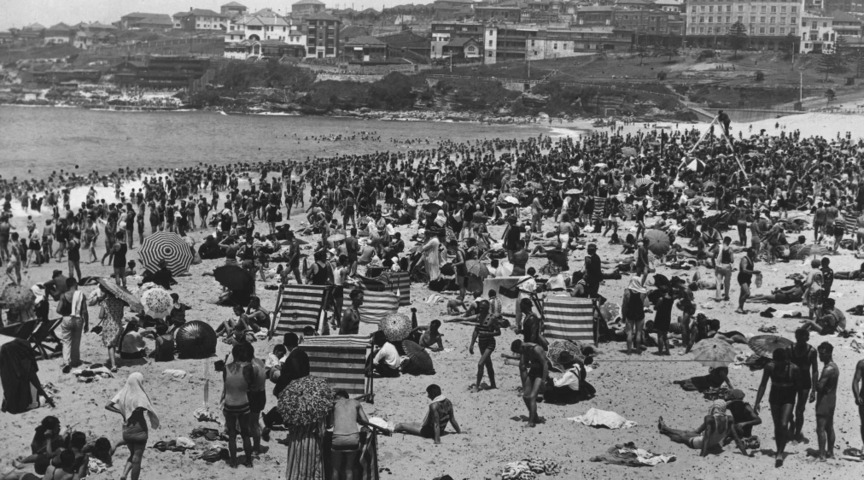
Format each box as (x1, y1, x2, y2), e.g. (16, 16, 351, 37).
(222, 1, 247, 7)
(345, 35, 387, 46)
(304, 12, 341, 21)
(294, 0, 326, 4)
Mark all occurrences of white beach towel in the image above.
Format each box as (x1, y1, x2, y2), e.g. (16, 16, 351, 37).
(569, 408, 637, 429)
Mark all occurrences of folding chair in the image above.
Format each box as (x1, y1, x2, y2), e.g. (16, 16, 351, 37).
(302, 334, 374, 403)
(29, 318, 63, 359)
(0, 319, 39, 340)
(273, 284, 328, 336)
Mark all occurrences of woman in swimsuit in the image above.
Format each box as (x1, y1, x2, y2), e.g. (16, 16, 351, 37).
(469, 300, 501, 392)
(754, 348, 801, 468)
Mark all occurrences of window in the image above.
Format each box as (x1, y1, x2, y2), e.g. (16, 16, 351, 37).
(760, 16, 766, 22)
(708, 16, 713, 22)
(760, 6, 766, 12)
(700, 5, 705, 11)
(554, 42, 558, 49)
(750, 16, 756, 22)
(738, 16, 743, 22)
(781, 6, 787, 12)
(771, 6, 777, 12)
(791, 6, 797, 12)
(488, 39, 492, 46)
(759, 26, 765, 33)
(709, 5, 713, 11)
(823, 22, 827, 27)
(769, 27, 775, 33)
(780, 27, 785, 33)
(738, 4, 744, 10)
(699, 26, 704, 32)
(770, 17, 775, 23)
(726, 16, 731, 22)
(790, 27, 796, 34)
(488, 51, 492, 57)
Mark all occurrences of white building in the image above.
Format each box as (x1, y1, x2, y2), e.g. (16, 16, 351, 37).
(800, 13, 836, 53)
(225, 9, 294, 43)
(685, 0, 805, 50)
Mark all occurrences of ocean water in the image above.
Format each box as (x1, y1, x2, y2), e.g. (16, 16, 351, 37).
(0, 106, 561, 217)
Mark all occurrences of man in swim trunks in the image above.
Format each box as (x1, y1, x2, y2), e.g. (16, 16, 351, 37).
(512, 339, 547, 427)
(815, 342, 838, 461)
(787, 328, 818, 444)
(658, 401, 748, 457)
(329, 389, 388, 480)
(853, 357, 864, 453)
(393, 384, 461, 444)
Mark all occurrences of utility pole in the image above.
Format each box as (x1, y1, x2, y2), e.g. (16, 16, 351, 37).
(799, 70, 803, 103)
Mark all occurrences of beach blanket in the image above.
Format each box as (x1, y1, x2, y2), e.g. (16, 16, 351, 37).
(569, 408, 637, 429)
(543, 297, 596, 344)
(501, 458, 561, 479)
(303, 334, 373, 399)
(342, 289, 399, 324)
(274, 285, 328, 335)
(590, 442, 675, 467)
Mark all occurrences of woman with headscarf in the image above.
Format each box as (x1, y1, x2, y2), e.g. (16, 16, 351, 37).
(0, 339, 54, 414)
(621, 275, 647, 355)
(105, 372, 159, 480)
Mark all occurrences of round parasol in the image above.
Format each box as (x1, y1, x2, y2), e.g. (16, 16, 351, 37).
(690, 338, 738, 368)
(139, 231, 194, 276)
(277, 376, 335, 427)
(465, 259, 489, 279)
(564, 188, 583, 195)
(546, 339, 586, 372)
(213, 264, 255, 293)
(600, 301, 621, 323)
(593, 163, 608, 169)
(140, 286, 173, 319)
(0, 284, 35, 313)
(687, 159, 706, 172)
(747, 335, 793, 359)
(380, 312, 413, 341)
(401, 340, 435, 375)
(644, 229, 672, 255)
(327, 233, 346, 243)
(97, 278, 143, 313)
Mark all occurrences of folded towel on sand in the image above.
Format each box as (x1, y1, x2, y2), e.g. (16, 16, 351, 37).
(590, 442, 675, 467)
(569, 408, 637, 429)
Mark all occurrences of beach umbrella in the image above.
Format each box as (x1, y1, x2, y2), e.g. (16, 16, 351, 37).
(213, 264, 255, 293)
(546, 339, 587, 372)
(621, 147, 638, 157)
(139, 231, 193, 276)
(96, 278, 143, 313)
(379, 312, 413, 341)
(634, 177, 653, 188)
(748, 335, 793, 359)
(687, 159, 706, 172)
(401, 340, 435, 375)
(327, 233, 346, 243)
(503, 195, 519, 205)
(465, 259, 489, 279)
(644, 229, 672, 255)
(140, 286, 173, 320)
(277, 376, 335, 427)
(564, 189, 583, 195)
(691, 339, 737, 368)
(0, 284, 35, 317)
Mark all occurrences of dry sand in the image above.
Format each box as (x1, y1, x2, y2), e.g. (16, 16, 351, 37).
(2, 113, 864, 480)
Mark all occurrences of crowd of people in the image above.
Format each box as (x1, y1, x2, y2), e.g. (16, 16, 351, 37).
(3, 118, 864, 478)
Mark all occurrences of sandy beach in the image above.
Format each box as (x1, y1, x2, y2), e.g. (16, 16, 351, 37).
(2, 112, 864, 480)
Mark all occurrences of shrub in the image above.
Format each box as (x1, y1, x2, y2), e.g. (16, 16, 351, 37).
(754, 71, 765, 82)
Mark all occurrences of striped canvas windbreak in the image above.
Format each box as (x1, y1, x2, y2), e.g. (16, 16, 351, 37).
(302, 334, 372, 398)
(359, 271, 411, 307)
(543, 296, 595, 344)
(343, 289, 399, 324)
(592, 196, 607, 222)
(275, 285, 328, 335)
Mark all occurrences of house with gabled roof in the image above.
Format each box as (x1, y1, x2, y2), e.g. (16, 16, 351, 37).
(44, 22, 74, 45)
(173, 8, 225, 31)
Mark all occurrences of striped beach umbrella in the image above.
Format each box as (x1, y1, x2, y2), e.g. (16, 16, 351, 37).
(139, 232, 193, 276)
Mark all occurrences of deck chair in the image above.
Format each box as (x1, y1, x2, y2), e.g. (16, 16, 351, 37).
(273, 284, 329, 335)
(0, 319, 39, 341)
(29, 318, 63, 359)
(302, 334, 374, 403)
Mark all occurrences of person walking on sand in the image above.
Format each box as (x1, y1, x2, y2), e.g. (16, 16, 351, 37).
(469, 299, 501, 392)
(511, 339, 547, 428)
(105, 372, 159, 480)
(788, 328, 818, 444)
(754, 348, 800, 468)
(715, 236, 734, 301)
(736, 248, 760, 314)
(221, 343, 255, 468)
(814, 342, 838, 461)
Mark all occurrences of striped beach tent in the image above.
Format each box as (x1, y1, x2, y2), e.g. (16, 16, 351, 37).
(543, 296, 597, 345)
(592, 196, 607, 222)
(359, 272, 411, 307)
(302, 334, 373, 401)
(274, 285, 328, 335)
(342, 288, 399, 324)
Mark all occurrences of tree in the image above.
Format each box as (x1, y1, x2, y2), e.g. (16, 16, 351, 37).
(818, 53, 847, 81)
(727, 21, 748, 58)
(663, 47, 679, 62)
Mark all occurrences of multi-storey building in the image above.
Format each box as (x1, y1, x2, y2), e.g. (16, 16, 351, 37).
(173, 9, 225, 31)
(224, 9, 293, 44)
(221, 2, 248, 16)
(684, 0, 804, 50)
(304, 12, 341, 58)
(292, 0, 326, 19)
(484, 23, 633, 63)
(800, 13, 836, 52)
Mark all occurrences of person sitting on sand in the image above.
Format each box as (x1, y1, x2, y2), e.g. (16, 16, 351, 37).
(410, 320, 444, 352)
(724, 389, 762, 439)
(658, 401, 748, 457)
(511, 339, 547, 428)
(371, 331, 401, 378)
(393, 384, 461, 445)
(800, 298, 846, 335)
(2, 416, 63, 480)
(543, 352, 595, 404)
